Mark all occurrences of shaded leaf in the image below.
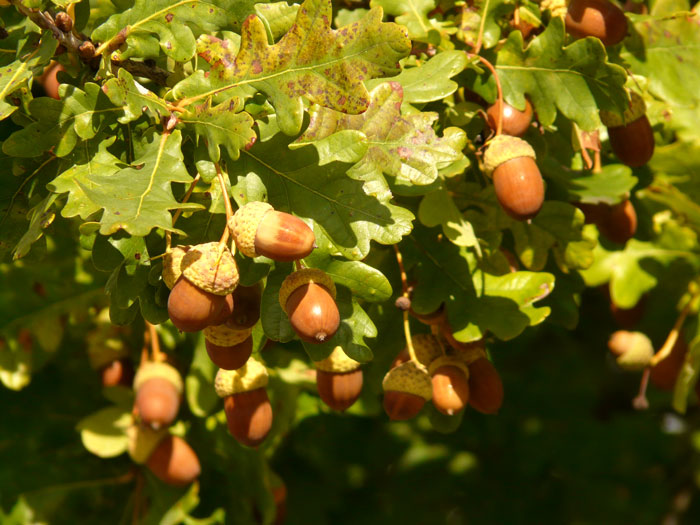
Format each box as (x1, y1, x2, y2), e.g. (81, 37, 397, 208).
(76, 406, 131, 458)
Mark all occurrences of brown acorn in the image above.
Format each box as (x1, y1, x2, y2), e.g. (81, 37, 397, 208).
(467, 357, 504, 414)
(54, 11, 73, 33)
(600, 91, 654, 167)
(167, 243, 239, 332)
(206, 336, 253, 370)
(38, 62, 64, 100)
(279, 269, 340, 344)
(229, 201, 315, 261)
(314, 347, 363, 412)
(486, 99, 533, 137)
(382, 361, 433, 420)
(146, 435, 201, 486)
(429, 356, 470, 416)
(101, 358, 135, 388)
(650, 337, 687, 391)
(215, 359, 272, 447)
(483, 135, 545, 221)
(598, 200, 637, 244)
(133, 362, 183, 429)
(565, 0, 628, 46)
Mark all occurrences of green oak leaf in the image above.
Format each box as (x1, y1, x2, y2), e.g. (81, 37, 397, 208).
(673, 326, 700, 414)
(185, 333, 219, 417)
(230, 132, 414, 260)
(408, 225, 554, 342)
(179, 96, 256, 162)
(418, 187, 480, 251)
(100, 68, 170, 124)
(91, 0, 243, 62)
(254, 1, 300, 41)
(75, 406, 131, 458)
(2, 83, 119, 158)
(366, 50, 469, 104)
(457, 0, 511, 50)
(50, 131, 202, 236)
(371, 0, 454, 43)
(13, 193, 58, 261)
(490, 17, 628, 130)
(294, 82, 466, 189)
(173, 0, 411, 135)
(542, 160, 638, 205)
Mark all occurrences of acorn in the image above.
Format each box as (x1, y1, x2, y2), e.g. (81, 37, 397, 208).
(204, 323, 254, 370)
(229, 201, 315, 261)
(486, 99, 533, 137)
(650, 337, 687, 391)
(38, 62, 64, 100)
(147, 434, 201, 486)
(101, 358, 135, 388)
(382, 361, 433, 420)
(167, 242, 239, 332)
(391, 348, 410, 368)
(127, 423, 168, 464)
(209, 293, 235, 326)
(133, 362, 183, 429)
(483, 135, 545, 221)
(565, 0, 628, 46)
(215, 358, 272, 447)
(600, 91, 654, 167)
(54, 11, 73, 33)
(598, 200, 637, 244)
(227, 284, 262, 330)
(279, 269, 340, 344)
(428, 356, 470, 416)
(86, 315, 133, 387)
(467, 357, 504, 414)
(608, 330, 653, 371)
(313, 346, 363, 412)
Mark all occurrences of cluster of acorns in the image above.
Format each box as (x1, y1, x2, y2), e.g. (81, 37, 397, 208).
(161, 202, 350, 447)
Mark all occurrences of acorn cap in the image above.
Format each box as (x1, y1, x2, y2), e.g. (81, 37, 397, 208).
(428, 355, 470, 378)
(204, 324, 253, 347)
(127, 424, 168, 464)
(214, 358, 269, 397)
(541, 0, 567, 17)
(382, 361, 432, 401)
(133, 362, 183, 395)
(314, 346, 361, 373)
(279, 268, 337, 312)
(600, 91, 647, 128)
(610, 331, 654, 371)
(181, 242, 239, 296)
(410, 334, 443, 366)
(162, 245, 190, 290)
(228, 201, 274, 258)
(483, 135, 536, 177)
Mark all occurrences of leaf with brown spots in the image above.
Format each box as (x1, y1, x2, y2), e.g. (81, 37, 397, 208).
(293, 82, 466, 191)
(172, 0, 411, 135)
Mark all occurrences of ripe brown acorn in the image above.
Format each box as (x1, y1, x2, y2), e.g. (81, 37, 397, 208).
(146, 435, 201, 486)
(133, 362, 183, 429)
(314, 347, 363, 412)
(168, 276, 229, 332)
(279, 269, 340, 344)
(483, 135, 545, 221)
(205, 336, 253, 370)
(486, 99, 533, 137)
(429, 357, 470, 416)
(38, 62, 64, 100)
(565, 0, 628, 46)
(215, 359, 273, 447)
(600, 91, 654, 167)
(209, 293, 235, 327)
(101, 358, 135, 388)
(468, 357, 504, 414)
(229, 201, 315, 262)
(598, 200, 637, 244)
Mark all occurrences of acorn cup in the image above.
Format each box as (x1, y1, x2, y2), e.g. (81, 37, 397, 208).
(204, 323, 254, 370)
(167, 242, 240, 332)
(486, 99, 533, 137)
(313, 346, 363, 412)
(215, 358, 273, 447)
(565, 0, 628, 47)
(382, 360, 433, 420)
(162, 245, 190, 290)
(279, 268, 340, 344)
(390, 333, 443, 369)
(483, 134, 545, 221)
(466, 357, 504, 414)
(127, 425, 201, 486)
(229, 201, 315, 262)
(608, 330, 654, 371)
(429, 356, 471, 416)
(600, 91, 654, 167)
(133, 362, 183, 429)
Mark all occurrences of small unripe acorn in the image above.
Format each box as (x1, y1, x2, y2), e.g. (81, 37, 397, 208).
(215, 359, 272, 447)
(314, 346, 363, 412)
(608, 330, 654, 371)
(468, 357, 504, 414)
(483, 135, 544, 221)
(146, 435, 201, 486)
(382, 361, 432, 420)
(565, 0, 628, 46)
(229, 201, 315, 261)
(429, 356, 470, 416)
(279, 269, 340, 344)
(133, 362, 183, 429)
(101, 358, 135, 388)
(206, 335, 253, 370)
(600, 92, 654, 167)
(486, 99, 533, 137)
(650, 337, 687, 391)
